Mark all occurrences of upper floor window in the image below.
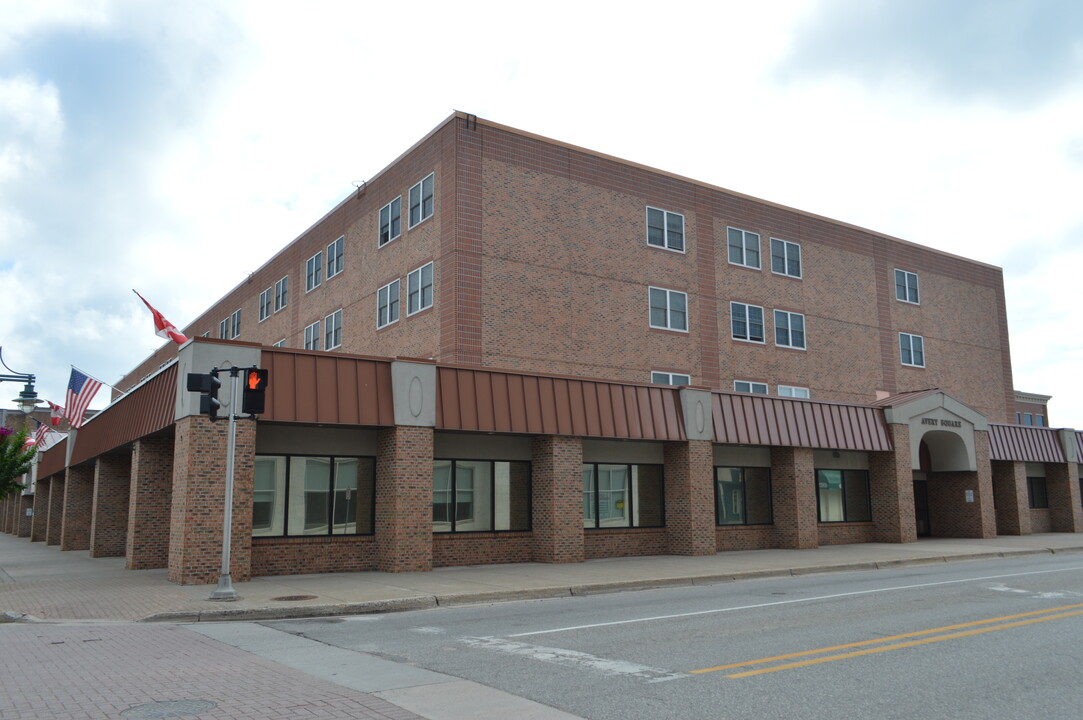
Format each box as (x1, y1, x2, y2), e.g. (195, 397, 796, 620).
(727, 227, 761, 269)
(900, 332, 925, 367)
(409, 172, 435, 228)
(274, 276, 289, 312)
(306, 251, 322, 292)
(734, 380, 768, 395)
(327, 236, 344, 279)
(230, 309, 241, 339)
(649, 287, 688, 332)
(272, 338, 286, 347)
(407, 262, 434, 315)
(774, 310, 806, 349)
(646, 207, 685, 252)
(377, 279, 400, 329)
(582, 463, 664, 529)
(651, 371, 691, 387)
(259, 288, 272, 322)
(219, 316, 230, 339)
(771, 238, 802, 278)
(778, 385, 810, 399)
(379, 197, 402, 246)
(1035, 414, 1045, 427)
(731, 302, 764, 343)
(325, 309, 342, 350)
(304, 320, 320, 350)
(895, 269, 920, 304)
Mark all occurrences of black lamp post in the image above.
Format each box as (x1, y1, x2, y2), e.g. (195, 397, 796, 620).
(0, 348, 42, 415)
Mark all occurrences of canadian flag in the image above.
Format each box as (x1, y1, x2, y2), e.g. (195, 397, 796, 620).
(46, 400, 63, 427)
(133, 290, 188, 345)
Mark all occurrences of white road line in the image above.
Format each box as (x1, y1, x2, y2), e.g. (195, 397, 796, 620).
(461, 636, 686, 682)
(509, 565, 1083, 637)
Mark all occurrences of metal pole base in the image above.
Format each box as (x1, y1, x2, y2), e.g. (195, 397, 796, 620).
(208, 573, 239, 601)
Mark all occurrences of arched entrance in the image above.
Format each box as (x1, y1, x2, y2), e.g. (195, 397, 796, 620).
(913, 431, 972, 537)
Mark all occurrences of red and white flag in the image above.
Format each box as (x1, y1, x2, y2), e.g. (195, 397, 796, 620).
(133, 290, 188, 345)
(46, 400, 63, 427)
(64, 368, 102, 430)
(33, 420, 50, 447)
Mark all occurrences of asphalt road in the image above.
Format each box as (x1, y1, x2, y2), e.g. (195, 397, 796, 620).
(263, 554, 1083, 720)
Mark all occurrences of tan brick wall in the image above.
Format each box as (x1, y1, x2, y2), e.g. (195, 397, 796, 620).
(530, 436, 584, 563)
(127, 434, 174, 569)
(374, 425, 433, 572)
(90, 453, 131, 557)
(663, 440, 715, 555)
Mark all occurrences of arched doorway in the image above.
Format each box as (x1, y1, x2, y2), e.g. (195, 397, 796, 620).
(914, 430, 979, 537)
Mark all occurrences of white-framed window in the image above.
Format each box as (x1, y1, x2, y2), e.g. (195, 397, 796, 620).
(274, 276, 289, 312)
(327, 236, 344, 279)
(201, 331, 210, 338)
(272, 338, 286, 347)
(774, 310, 806, 349)
(407, 262, 434, 315)
(259, 288, 272, 322)
(230, 309, 241, 339)
(324, 309, 342, 350)
(730, 302, 764, 343)
(648, 287, 688, 332)
(651, 371, 691, 386)
(727, 227, 761, 269)
(304, 320, 320, 350)
(306, 251, 322, 292)
(900, 332, 925, 367)
(219, 317, 230, 339)
(1035, 414, 1045, 427)
(771, 238, 802, 278)
(377, 279, 400, 329)
(895, 269, 920, 304)
(734, 380, 768, 395)
(379, 197, 402, 246)
(408, 172, 435, 228)
(646, 207, 685, 252)
(778, 385, 810, 399)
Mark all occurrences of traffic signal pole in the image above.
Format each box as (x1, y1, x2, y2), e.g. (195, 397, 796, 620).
(209, 368, 241, 601)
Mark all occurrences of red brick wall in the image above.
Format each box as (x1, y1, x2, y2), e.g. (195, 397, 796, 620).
(530, 436, 584, 563)
(1046, 461, 1082, 532)
(252, 536, 377, 576)
(433, 532, 533, 567)
(869, 424, 917, 542)
(17, 494, 32, 537)
(374, 425, 433, 572)
(926, 435, 996, 538)
(584, 528, 668, 559)
(991, 460, 1031, 535)
(1030, 509, 1052, 533)
(819, 523, 877, 545)
(32, 477, 49, 542)
(90, 453, 131, 557)
(771, 447, 818, 549)
(716, 524, 779, 550)
(127, 434, 174, 570)
(664, 440, 716, 555)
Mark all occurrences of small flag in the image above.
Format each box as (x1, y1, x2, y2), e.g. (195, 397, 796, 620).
(133, 289, 188, 345)
(46, 400, 63, 427)
(64, 368, 103, 429)
(34, 420, 50, 447)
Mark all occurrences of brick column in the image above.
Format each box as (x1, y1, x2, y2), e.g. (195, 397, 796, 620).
(664, 440, 715, 555)
(1046, 461, 1082, 532)
(991, 461, 1031, 535)
(90, 453, 131, 557)
(31, 478, 49, 542)
(46, 476, 65, 545)
(17, 494, 32, 537)
(169, 415, 255, 584)
(1, 494, 10, 533)
(127, 435, 174, 570)
(531, 435, 585, 563)
(869, 423, 917, 543)
(770, 446, 818, 549)
(374, 425, 433, 572)
(60, 464, 94, 551)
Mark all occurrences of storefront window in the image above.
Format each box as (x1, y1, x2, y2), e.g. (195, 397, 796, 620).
(433, 460, 530, 533)
(816, 469, 871, 522)
(715, 467, 772, 525)
(582, 463, 664, 529)
(252, 455, 374, 537)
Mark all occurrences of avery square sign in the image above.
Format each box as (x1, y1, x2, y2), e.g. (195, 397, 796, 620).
(923, 418, 963, 428)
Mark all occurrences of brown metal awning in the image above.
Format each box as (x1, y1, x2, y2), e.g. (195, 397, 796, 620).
(261, 348, 395, 426)
(436, 367, 685, 440)
(713, 393, 893, 451)
(989, 423, 1067, 463)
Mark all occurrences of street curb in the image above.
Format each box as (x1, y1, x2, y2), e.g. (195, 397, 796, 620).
(436, 587, 571, 606)
(791, 562, 879, 575)
(570, 577, 694, 596)
(140, 596, 439, 623)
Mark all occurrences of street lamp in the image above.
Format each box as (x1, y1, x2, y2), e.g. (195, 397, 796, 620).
(0, 347, 42, 415)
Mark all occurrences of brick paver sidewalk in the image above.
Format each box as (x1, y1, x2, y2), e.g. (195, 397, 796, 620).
(0, 623, 425, 720)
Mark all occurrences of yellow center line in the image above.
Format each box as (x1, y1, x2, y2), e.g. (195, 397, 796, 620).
(727, 609, 1083, 678)
(690, 602, 1083, 675)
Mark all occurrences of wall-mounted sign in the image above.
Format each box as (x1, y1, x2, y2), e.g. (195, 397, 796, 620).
(921, 418, 963, 428)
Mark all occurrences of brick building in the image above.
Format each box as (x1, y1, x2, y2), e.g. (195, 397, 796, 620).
(3, 112, 1080, 583)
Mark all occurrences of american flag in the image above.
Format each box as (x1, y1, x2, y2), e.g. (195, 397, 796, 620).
(64, 368, 102, 429)
(33, 420, 50, 448)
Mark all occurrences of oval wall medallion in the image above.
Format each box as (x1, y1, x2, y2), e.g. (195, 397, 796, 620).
(408, 375, 424, 417)
(694, 400, 706, 434)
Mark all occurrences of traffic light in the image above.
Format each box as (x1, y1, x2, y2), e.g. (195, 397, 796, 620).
(186, 370, 222, 421)
(241, 368, 269, 415)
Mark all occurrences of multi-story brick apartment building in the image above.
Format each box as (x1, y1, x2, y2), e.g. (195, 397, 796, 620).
(5, 112, 1080, 584)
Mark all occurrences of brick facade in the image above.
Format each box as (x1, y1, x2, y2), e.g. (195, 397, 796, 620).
(46, 476, 65, 546)
(991, 461, 1031, 536)
(374, 425, 433, 572)
(530, 436, 584, 564)
(31, 477, 48, 542)
(89, 452, 131, 557)
(663, 440, 716, 555)
(770, 447, 818, 549)
(869, 424, 917, 543)
(1046, 460, 1082, 532)
(127, 435, 174, 569)
(60, 464, 94, 551)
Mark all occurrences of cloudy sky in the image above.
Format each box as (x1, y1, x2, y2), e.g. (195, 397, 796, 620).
(1, 0, 1081, 426)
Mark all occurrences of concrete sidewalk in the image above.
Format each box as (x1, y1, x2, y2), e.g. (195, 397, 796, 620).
(4, 532, 1083, 623)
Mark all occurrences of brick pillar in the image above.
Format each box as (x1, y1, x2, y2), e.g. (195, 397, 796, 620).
(1, 494, 9, 533)
(31, 478, 49, 542)
(169, 415, 255, 584)
(1046, 461, 1082, 532)
(17, 494, 32, 537)
(991, 461, 1031, 535)
(770, 446, 818, 549)
(90, 453, 131, 557)
(664, 440, 715, 555)
(46, 476, 65, 545)
(374, 425, 433, 572)
(531, 435, 585, 563)
(127, 435, 174, 569)
(869, 423, 917, 543)
(60, 464, 94, 551)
